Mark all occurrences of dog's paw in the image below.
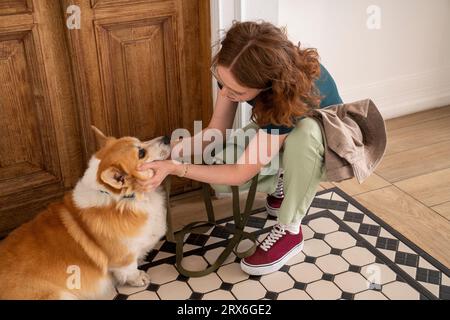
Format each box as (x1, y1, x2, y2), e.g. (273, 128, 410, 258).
(126, 270, 151, 287)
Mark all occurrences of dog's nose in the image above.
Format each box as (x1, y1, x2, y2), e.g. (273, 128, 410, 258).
(162, 136, 171, 145)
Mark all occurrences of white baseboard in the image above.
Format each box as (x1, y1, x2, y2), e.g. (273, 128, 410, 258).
(340, 67, 450, 120)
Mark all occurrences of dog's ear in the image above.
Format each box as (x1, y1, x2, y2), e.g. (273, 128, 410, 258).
(100, 166, 127, 189)
(91, 125, 110, 149)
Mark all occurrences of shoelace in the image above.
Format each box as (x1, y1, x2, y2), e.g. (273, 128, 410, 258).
(260, 224, 287, 252)
(271, 169, 284, 198)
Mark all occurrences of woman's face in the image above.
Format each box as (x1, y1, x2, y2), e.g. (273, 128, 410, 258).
(215, 65, 263, 102)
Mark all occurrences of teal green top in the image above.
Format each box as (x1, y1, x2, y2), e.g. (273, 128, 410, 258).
(217, 63, 342, 135)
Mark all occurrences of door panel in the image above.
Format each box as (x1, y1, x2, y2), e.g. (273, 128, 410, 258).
(0, 0, 32, 15)
(0, 29, 60, 183)
(62, 0, 213, 194)
(94, 15, 179, 138)
(0, 24, 64, 228)
(0, 1, 83, 236)
(91, 0, 162, 9)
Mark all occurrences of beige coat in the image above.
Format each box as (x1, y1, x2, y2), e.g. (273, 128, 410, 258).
(307, 99, 387, 184)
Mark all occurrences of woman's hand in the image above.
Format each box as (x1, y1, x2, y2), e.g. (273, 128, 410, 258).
(137, 160, 182, 192)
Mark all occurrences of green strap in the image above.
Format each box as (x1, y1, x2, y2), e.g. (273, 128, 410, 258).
(202, 183, 216, 224)
(163, 177, 175, 243)
(175, 174, 260, 277)
(230, 173, 259, 258)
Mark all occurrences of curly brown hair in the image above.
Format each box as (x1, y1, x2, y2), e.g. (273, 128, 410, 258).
(212, 21, 323, 128)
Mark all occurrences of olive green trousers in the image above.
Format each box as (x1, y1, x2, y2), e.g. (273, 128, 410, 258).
(210, 117, 327, 226)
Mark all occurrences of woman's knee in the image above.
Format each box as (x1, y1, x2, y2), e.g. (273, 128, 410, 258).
(281, 118, 325, 175)
(284, 118, 324, 155)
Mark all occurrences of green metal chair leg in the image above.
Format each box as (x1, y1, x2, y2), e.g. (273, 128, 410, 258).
(163, 177, 175, 243)
(175, 174, 260, 277)
(201, 182, 216, 224)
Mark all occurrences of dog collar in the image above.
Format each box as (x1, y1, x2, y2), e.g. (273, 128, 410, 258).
(99, 190, 136, 200)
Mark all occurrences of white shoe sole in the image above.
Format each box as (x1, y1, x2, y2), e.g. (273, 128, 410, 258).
(265, 203, 279, 217)
(240, 241, 304, 276)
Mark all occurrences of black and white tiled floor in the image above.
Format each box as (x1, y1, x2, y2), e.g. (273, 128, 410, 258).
(114, 187, 450, 300)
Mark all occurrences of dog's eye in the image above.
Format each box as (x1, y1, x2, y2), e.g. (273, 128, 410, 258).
(138, 148, 146, 159)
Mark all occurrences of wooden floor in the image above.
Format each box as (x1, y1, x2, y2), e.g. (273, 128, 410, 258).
(169, 105, 450, 269)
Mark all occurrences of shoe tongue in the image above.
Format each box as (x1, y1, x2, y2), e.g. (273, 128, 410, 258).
(260, 225, 285, 251)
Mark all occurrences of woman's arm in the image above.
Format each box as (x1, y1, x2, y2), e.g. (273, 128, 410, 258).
(208, 89, 239, 136)
(138, 129, 288, 190)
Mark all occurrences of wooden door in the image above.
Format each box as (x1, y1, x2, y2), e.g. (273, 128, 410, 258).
(0, 0, 212, 236)
(0, 1, 83, 237)
(61, 0, 213, 194)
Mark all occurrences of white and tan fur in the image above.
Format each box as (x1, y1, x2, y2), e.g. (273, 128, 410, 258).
(0, 127, 170, 300)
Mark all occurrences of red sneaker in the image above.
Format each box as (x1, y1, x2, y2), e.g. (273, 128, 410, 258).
(265, 195, 283, 217)
(240, 224, 304, 276)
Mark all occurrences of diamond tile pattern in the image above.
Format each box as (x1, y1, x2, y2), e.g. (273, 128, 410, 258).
(114, 187, 449, 300)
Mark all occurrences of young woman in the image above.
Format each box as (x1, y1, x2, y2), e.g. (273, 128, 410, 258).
(138, 21, 342, 276)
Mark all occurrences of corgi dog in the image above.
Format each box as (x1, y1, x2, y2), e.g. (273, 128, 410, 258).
(0, 126, 171, 300)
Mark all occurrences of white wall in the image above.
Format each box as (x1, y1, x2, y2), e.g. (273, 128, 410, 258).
(212, 0, 450, 121)
(278, 0, 450, 119)
(241, 0, 279, 24)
